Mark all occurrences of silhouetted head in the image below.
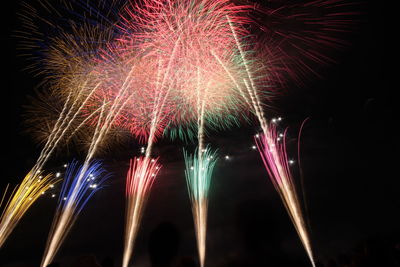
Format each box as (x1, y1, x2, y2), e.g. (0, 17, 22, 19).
(71, 254, 101, 267)
(148, 222, 180, 266)
(326, 259, 337, 267)
(101, 256, 114, 267)
(179, 256, 196, 267)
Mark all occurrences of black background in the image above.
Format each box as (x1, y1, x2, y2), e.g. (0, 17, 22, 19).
(1, 1, 396, 267)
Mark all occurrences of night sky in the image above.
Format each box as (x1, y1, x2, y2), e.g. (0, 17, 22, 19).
(1, 1, 397, 267)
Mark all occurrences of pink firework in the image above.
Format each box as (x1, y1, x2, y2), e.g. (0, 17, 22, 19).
(255, 124, 315, 267)
(85, 52, 176, 143)
(114, 0, 256, 127)
(123, 156, 161, 267)
(251, 0, 357, 85)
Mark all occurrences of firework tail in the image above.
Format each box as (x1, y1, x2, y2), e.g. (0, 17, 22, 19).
(298, 118, 312, 232)
(41, 161, 109, 267)
(41, 67, 135, 266)
(184, 147, 217, 267)
(255, 126, 315, 267)
(122, 157, 161, 267)
(181, 57, 216, 267)
(221, 16, 316, 267)
(32, 82, 100, 176)
(0, 172, 59, 248)
(122, 48, 179, 266)
(0, 79, 103, 249)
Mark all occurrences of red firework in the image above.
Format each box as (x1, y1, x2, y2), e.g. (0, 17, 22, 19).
(123, 156, 161, 267)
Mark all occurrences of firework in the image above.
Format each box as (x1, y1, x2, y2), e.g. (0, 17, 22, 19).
(216, 15, 316, 266)
(255, 125, 315, 267)
(184, 147, 218, 267)
(113, 0, 254, 141)
(122, 156, 161, 267)
(14, 1, 357, 265)
(0, 63, 101, 249)
(253, 0, 357, 84)
(0, 172, 59, 248)
(41, 160, 109, 267)
(40, 72, 136, 265)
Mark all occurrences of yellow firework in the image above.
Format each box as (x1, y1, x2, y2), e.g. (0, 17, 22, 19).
(0, 172, 60, 248)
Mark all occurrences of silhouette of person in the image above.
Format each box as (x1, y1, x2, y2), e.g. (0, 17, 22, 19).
(70, 254, 101, 267)
(148, 222, 180, 267)
(101, 256, 114, 267)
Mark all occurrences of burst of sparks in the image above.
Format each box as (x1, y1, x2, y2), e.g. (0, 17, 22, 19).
(184, 147, 218, 267)
(255, 126, 315, 267)
(41, 161, 109, 267)
(0, 172, 59, 248)
(122, 156, 161, 267)
(219, 15, 316, 266)
(13, 1, 358, 265)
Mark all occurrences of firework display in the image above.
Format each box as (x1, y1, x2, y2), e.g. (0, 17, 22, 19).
(1, 0, 359, 265)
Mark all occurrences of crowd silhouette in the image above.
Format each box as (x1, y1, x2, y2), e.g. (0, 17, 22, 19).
(41, 219, 399, 267)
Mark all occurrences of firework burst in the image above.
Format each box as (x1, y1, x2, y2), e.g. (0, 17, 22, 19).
(214, 14, 317, 266)
(0, 172, 59, 248)
(113, 0, 254, 140)
(41, 161, 109, 267)
(255, 125, 315, 267)
(123, 156, 161, 267)
(184, 147, 218, 267)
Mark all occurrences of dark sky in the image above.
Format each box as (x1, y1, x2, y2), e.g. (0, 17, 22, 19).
(1, 1, 396, 267)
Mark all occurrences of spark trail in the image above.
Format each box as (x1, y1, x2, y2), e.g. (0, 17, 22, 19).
(41, 161, 109, 267)
(184, 64, 216, 267)
(122, 39, 180, 267)
(255, 126, 315, 267)
(184, 147, 218, 267)
(0, 79, 99, 248)
(41, 65, 136, 267)
(213, 16, 316, 266)
(0, 172, 59, 248)
(122, 157, 161, 267)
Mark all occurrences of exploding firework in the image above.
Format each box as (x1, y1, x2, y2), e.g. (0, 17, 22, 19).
(184, 147, 218, 267)
(255, 124, 315, 267)
(41, 160, 109, 267)
(250, 0, 357, 85)
(214, 14, 317, 266)
(122, 156, 161, 267)
(13, 1, 358, 265)
(113, 0, 255, 141)
(0, 172, 59, 248)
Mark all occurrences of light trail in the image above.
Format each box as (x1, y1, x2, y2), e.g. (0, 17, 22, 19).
(122, 38, 180, 266)
(41, 65, 136, 266)
(184, 147, 218, 267)
(0, 78, 102, 248)
(255, 127, 315, 267)
(223, 17, 316, 267)
(41, 161, 109, 267)
(0, 172, 59, 248)
(122, 157, 161, 267)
